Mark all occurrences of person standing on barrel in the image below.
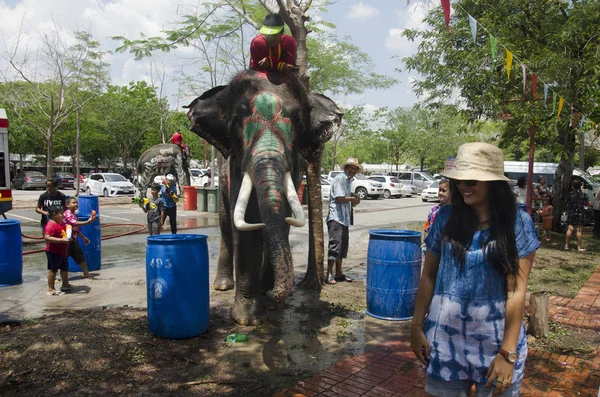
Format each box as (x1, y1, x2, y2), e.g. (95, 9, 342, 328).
(411, 142, 539, 396)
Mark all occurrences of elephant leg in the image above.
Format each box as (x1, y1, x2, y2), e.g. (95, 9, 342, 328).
(214, 161, 234, 291)
(231, 230, 266, 325)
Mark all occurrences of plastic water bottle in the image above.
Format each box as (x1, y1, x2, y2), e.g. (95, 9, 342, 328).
(225, 333, 248, 343)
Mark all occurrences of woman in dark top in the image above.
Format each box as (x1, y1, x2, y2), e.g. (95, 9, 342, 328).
(564, 179, 588, 251)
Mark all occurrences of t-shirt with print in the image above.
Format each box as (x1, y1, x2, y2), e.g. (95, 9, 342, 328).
(161, 184, 178, 208)
(423, 206, 539, 384)
(44, 220, 68, 256)
(146, 197, 164, 223)
(37, 191, 67, 228)
(63, 209, 81, 240)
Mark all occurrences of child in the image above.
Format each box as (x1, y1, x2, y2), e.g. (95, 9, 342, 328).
(44, 205, 71, 295)
(63, 197, 96, 277)
(161, 174, 178, 234)
(537, 197, 553, 242)
(422, 178, 452, 259)
(143, 183, 164, 236)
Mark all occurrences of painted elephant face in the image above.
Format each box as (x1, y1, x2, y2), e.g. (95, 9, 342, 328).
(185, 71, 342, 230)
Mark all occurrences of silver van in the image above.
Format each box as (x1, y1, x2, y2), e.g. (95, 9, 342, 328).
(389, 171, 435, 192)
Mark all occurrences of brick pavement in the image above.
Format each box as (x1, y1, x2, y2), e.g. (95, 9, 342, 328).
(277, 267, 600, 396)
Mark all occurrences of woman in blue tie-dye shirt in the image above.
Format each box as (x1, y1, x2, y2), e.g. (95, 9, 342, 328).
(411, 143, 539, 397)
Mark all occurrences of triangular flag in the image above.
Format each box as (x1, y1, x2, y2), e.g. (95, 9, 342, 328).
(522, 64, 527, 94)
(552, 92, 557, 113)
(468, 15, 477, 45)
(441, 0, 451, 31)
(490, 35, 497, 66)
(558, 97, 564, 120)
(544, 84, 549, 108)
(579, 115, 586, 129)
(506, 49, 513, 81)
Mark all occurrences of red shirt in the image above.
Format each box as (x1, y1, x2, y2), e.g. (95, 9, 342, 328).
(44, 220, 68, 256)
(249, 34, 296, 72)
(171, 132, 183, 145)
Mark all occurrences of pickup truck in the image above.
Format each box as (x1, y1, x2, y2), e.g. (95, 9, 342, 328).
(326, 171, 383, 199)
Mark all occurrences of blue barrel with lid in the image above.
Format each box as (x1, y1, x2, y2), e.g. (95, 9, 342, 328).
(77, 195, 99, 216)
(146, 234, 209, 339)
(366, 229, 422, 321)
(0, 219, 23, 287)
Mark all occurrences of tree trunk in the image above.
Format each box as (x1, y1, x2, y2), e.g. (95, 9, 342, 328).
(579, 131, 585, 170)
(45, 132, 53, 178)
(300, 150, 325, 290)
(552, 124, 576, 229)
(527, 292, 549, 338)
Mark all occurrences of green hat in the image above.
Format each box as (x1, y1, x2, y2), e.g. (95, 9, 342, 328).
(259, 14, 284, 35)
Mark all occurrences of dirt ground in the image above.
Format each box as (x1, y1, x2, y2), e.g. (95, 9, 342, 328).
(0, 275, 370, 397)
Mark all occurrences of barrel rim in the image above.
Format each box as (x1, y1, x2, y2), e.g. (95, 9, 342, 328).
(369, 229, 421, 238)
(147, 234, 208, 243)
(0, 219, 20, 226)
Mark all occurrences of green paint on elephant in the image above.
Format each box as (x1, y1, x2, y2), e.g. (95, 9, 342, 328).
(242, 92, 293, 152)
(253, 93, 279, 119)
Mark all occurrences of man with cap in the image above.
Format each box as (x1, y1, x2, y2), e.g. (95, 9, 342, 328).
(325, 158, 361, 285)
(250, 13, 297, 73)
(160, 174, 178, 234)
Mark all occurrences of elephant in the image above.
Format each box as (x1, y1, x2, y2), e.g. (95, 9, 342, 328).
(135, 143, 191, 198)
(185, 70, 342, 325)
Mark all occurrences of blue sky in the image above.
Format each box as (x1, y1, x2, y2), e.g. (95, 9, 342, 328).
(0, 0, 431, 112)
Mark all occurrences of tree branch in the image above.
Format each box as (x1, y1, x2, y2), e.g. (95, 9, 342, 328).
(225, 1, 261, 29)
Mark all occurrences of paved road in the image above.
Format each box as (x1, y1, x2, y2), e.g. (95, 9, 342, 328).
(0, 195, 436, 320)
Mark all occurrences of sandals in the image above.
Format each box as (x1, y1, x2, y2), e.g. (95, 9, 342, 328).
(578, 248, 587, 252)
(60, 285, 73, 292)
(334, 274, 353, 283)
(326, 276, 337, 285)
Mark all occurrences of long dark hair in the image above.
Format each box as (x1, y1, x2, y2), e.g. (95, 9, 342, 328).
(443, 180, 519, 279)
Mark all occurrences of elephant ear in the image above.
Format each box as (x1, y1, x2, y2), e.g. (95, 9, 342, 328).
(299, 93, 343, 160)
(184, 85, 232, 159)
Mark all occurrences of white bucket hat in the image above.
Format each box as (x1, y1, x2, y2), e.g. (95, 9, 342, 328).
(441, 142, 511, 182)
(341, 158, 363, 173)
(166, 174, 175, 181)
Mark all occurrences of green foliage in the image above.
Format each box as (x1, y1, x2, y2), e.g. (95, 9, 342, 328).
(402, 0, 600, 163)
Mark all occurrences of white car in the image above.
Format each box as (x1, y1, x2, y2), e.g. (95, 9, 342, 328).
(190, 168, 211, 187)
(327, 171, 383, 199)
(368, 175, 403, 199)
(421, 180, 441, 202)
(85, 173, 136, 197)
(320, 177, 330, 201)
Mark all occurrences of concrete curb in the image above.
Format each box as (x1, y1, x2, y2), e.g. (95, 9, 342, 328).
(12, 196, 134, 210)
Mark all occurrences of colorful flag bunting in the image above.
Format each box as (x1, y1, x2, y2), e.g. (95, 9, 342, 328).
(521, 64, 526, 94)
(543, 84, 548, 108)
(468, 15, 477, 45)
(552, 92, 557, 113)
(441, 0, 451, 30)
(506, 49, 513, 81)
(558, 97, 564, 120)
(490, 35, 497, 66)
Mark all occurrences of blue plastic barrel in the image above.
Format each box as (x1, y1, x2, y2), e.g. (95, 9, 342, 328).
(366, 229, 422, 321)
(146, 234, 209, 339)
(77, 195, 99, 216)
(68, 215, 101, 272)
(0, 219, 23, 287)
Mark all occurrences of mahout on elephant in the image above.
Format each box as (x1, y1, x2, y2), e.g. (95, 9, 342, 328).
(135, 143, 190, 199)
(185, 70, 342, 325)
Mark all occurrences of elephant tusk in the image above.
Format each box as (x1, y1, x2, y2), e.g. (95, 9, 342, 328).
(284, 172, 305, 227)
(233, 173, 265, 231)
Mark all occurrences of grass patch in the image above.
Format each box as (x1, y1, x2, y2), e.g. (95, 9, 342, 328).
(529, 321, 599, 359)
(528, 229, 600, 298)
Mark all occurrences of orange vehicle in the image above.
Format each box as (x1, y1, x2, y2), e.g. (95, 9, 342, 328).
(0, 109, 12, 217)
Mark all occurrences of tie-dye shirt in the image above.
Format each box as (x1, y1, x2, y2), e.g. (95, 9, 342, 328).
(423, 206, 539, 383)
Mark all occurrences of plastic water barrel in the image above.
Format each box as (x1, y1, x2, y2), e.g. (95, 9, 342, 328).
(146, 234, 209, 339)
(78, 195, 99, 216)
(68, 214, 101, 272)
(0, 219, 23, 287)
(183, 186, 197, 211)
(366, 229, 422, 321)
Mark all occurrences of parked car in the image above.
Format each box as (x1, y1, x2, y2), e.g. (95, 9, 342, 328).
(190, 168, 211, 187)
(394, 170, 436, 192)
(421, 180, 441, 202)
(401, 183, 418, 197)
(12, 170, 46, 190)
(53, 171, 76, 189)
(85, 173, 136, 197)
(326, 170, 345, 183)
(320, 177, 330, 201)
(368, 175, 403, 199)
